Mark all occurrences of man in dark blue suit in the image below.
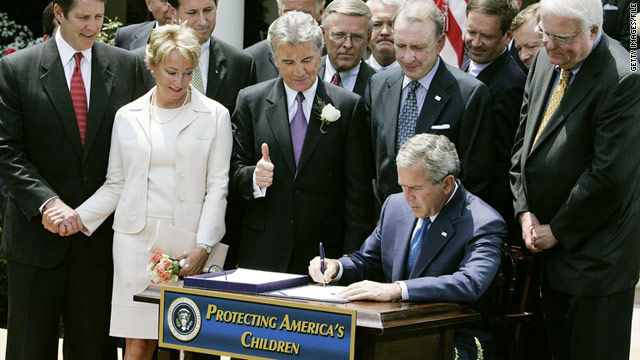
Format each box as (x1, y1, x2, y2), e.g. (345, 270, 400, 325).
(462, 0, 525, 242)
(310, 133, 505, 359)
(367, 0, 493, 211)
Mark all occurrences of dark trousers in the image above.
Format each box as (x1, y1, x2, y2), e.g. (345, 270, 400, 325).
(6, 238, 116, 360)
(541, 276, 634, 360)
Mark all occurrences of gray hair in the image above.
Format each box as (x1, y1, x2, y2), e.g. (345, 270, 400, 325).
(366, 0, 406, 10)
(511, 3, 540, 31)
(322, 0, 373, 34)
(539, 0, 603, 31)
(267, 11, 324, 58)
(396, 134, 460, 184)
(276, 0, 326, 14)
(394, 0, 445, 39)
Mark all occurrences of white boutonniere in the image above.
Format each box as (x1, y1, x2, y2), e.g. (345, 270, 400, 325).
(313, 98, 341, 134)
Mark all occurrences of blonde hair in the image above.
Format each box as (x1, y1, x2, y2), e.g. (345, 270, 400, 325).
(145, 23, 201, 69)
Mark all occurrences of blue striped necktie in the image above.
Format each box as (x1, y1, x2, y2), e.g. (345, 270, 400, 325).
(406, 217, 431, 277)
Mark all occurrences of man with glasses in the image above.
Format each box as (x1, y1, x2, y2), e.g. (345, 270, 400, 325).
(367, 0, 493, 211)
(319, 0, 377, 97)
(510, 0, 640, 358)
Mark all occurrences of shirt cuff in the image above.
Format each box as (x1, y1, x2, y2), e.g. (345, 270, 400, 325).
(252, 171, 267, 198)
(398, 281, 409, 300)
(334, 260, 345, 281)
(39, 196, 59, 214)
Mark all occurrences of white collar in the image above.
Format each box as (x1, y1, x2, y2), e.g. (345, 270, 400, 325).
(55, 28, 92, 66)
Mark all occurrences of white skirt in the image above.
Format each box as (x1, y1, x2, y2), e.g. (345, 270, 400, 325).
(109, 216, 171, 339)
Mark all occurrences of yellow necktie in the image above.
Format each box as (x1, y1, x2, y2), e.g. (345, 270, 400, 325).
(191, 64, 205, 93)
(532, 69, 571, 147)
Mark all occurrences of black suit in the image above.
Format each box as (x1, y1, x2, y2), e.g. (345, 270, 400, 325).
(367, 59, 493, 208)
(0, 39, 141, 359)
(244, 39, 279, 83)
(463, 50, 526, 240)
(231, 78, 376, 274)
(114, 20, 155, 50)
(318, 56, 377, 97)
(509, 40, 528, 73)
(602, 0, 637, 51)
(510, 35, 640, 359)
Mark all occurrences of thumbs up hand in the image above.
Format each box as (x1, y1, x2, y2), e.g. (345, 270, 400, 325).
(255, 143, 274, 188)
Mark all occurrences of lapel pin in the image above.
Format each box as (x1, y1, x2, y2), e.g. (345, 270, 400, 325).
(441, 231, 447, 237)
(435, 95, 441, 101)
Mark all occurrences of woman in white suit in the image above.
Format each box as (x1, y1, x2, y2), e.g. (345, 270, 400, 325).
(46, 24, 232, 359)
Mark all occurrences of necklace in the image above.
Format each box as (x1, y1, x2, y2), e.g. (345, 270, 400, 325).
(150, 87, 191, 124)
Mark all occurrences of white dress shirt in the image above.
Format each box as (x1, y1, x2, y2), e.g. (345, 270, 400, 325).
(322, 57, 361, 92)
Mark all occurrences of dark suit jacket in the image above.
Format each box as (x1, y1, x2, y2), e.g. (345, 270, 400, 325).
(510, 35, 640, 296)
(464, 50, 526, 231)
(0, 39, 141, 359)
(138, 36, 257, 115)
(340, 183, 505, 302)
(0, 40, 142, 268)
(318, 56, 377, 97)
(602, 0, 636, 51)
(509, 40, 528, 74)
(231, 78, 376, 274)
(244, 39, 279, 83)
(114, 20, 155, 50)
(367, 59, 493, 208)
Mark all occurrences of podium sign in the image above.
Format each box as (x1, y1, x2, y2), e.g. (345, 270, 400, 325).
(159, 286, 356, 359)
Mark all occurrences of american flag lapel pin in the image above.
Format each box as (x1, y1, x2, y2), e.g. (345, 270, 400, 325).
(441, 231, 448, 237)
(435, 95, 441, 101)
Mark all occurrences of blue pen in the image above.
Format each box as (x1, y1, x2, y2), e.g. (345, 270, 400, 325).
(319, 242, 326, 286)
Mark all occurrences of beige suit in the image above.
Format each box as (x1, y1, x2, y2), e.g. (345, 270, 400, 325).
(77, 87, 232, 248)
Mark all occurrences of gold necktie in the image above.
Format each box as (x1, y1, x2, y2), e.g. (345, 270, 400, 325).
(191, 64, 205, 93)
(532, 69, 571, 147)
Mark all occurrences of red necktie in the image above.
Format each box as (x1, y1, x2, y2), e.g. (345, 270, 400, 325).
(331, 72, 342, 86)
(71, 52, 88, 147)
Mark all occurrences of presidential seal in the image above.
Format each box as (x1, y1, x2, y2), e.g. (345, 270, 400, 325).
(167, 297, 202, 342)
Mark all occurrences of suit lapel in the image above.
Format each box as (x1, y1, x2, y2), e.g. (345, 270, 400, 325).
(130, 22, 154, 49)
(265, 79, 296, 177)
(40, 40, 84, 160)
(318, 56, 327, 80)
(83, 43, 114, 162)
(392, 211, 417, 282)
(524, 59, 556, 155)
(530, 40, 605, 153)
(296, 80, 327, 177)
(415, 61, 451, 134)
(383, 71, 403, 163)
(205, 38, 227, 100)
(409, 186, 462, 278)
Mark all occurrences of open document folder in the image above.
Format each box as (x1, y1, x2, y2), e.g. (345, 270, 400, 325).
(264, 284, 351, 303)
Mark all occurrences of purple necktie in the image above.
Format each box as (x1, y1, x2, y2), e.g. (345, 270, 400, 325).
(290, 92, 307, 166)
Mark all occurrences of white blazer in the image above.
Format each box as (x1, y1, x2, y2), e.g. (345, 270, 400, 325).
(76, 87, 232, 247)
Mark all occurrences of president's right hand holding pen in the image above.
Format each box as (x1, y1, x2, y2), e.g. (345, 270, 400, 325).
(308, 250, 340, 285)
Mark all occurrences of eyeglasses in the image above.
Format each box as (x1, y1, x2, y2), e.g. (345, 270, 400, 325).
(329, 31, 367, 45)
(535, 22, 583, 44)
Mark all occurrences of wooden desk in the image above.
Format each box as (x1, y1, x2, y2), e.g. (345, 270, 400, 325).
(135, 284, 479, 360)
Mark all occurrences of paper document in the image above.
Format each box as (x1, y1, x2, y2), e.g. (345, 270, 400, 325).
(206, 268, 306, 284)
(265, 284, 351, 303)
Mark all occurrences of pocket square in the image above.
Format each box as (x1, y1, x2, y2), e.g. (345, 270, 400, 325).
(431, 124, 451, 130)
(603, 4, 618, 10)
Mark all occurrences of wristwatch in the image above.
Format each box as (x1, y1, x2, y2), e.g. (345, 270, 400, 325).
(196, 243, 212, 254)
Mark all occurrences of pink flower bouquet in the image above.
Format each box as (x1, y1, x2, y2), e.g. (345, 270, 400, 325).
(146, 250, 180, 283)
